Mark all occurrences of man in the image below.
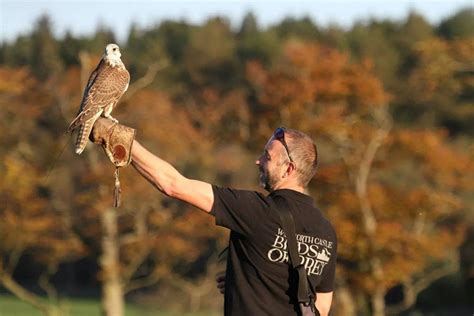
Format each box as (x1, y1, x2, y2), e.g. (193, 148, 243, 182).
(91, 120, 337, 315)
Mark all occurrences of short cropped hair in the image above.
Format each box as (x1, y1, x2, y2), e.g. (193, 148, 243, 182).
(285, 129, 318, 187)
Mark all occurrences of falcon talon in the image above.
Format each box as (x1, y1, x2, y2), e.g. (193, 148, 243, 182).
(106, 116, 119, 124)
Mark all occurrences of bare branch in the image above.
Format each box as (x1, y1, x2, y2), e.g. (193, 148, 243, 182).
(355, 105, 392, 237)
(6, 246, 24, 275)
(119, 230, 159, 247)
(122, 60, 169, 102)
(0, 273, 52, 315)
(164, 259, 222, 312)
(121, 208, 158, 286)
(386, 255, 460, 315)
(38, 264, 59, 304)
(124, 269, 164, 294)
(121, 245, 149, 286)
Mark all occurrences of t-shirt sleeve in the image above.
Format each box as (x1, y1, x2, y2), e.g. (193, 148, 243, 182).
(315, 230, 337, 293)
(210, 185, 268, 236)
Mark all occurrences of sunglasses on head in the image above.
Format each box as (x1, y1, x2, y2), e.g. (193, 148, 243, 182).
(273, 127, 293, 163)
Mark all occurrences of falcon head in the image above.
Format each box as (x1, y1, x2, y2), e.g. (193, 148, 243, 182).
(104, 43, 122, 65)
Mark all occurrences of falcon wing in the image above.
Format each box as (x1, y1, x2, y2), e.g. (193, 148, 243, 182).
(78, 58, 105, 113)
(73, 110, 102, 154)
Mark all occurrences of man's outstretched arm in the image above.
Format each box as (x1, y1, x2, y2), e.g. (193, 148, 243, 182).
(131, 140, 214, 213)
(89, 118, 214, 212)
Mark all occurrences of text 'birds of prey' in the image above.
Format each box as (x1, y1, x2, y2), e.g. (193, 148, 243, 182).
(67, 43, 130, 154)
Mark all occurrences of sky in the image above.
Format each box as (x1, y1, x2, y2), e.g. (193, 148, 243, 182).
(0, 0, 472, 43)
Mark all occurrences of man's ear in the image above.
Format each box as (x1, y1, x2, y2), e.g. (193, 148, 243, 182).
(285, 162, 296, 176)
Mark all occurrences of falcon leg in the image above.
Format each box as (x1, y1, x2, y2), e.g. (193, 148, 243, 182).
(104, 113, 119, 123)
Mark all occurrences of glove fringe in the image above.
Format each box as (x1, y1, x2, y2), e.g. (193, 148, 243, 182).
(114, 167, 121, 207)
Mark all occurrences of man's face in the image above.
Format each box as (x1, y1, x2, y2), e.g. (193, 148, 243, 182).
(256, 138, 285, 192)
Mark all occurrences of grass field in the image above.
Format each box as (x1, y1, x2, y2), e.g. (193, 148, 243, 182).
(0, 295, 219, 316)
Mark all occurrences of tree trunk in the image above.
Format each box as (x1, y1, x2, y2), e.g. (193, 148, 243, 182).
(371, 287, 386, 316)
(333, 284, 356, 316)
(100, 207, 124, 316)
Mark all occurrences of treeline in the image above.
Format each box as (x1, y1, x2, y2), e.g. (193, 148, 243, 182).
(1, 8, 473, 138)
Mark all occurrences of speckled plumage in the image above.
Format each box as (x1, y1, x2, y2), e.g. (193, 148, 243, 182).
(67, 43, 130, 154)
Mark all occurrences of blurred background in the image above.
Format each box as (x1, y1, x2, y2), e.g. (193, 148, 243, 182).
(0, 1, 473, 315)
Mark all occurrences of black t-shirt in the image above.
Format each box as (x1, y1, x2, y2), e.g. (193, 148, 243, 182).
(210, 185, 337, 316)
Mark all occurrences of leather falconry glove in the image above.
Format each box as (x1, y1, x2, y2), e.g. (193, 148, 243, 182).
(90, 117, 136, 167)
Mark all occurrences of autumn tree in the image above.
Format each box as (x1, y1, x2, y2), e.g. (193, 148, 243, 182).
(0, 67, 85, 316)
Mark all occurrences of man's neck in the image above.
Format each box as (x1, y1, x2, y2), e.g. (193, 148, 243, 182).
(272, 182, 306, 194)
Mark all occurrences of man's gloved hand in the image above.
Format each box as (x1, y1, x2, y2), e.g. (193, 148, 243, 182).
(90, 117, 136, 167)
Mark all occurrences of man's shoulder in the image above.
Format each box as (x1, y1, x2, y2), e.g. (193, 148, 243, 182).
(311, 205, 336, 239)
(210, 185, 273, 234)
(213, 184, 267, 201)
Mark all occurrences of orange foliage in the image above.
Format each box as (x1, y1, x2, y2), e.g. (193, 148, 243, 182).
(246, 41, 390, 137)
(0, 155, 84, 267)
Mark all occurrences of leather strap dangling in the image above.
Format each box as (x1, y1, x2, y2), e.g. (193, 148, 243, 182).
(113, 167, 121, 207)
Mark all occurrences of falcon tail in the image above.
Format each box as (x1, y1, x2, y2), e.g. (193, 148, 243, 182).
(74, 111, 102, 155)
(75, 123, 92, 155)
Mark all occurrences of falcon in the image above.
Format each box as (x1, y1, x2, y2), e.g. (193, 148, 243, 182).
(67, 43, 130, 154)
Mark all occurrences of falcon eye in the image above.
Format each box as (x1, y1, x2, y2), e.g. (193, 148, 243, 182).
(113, 48, 117, 51)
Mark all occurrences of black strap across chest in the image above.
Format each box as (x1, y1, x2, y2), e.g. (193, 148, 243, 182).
(269, 196, 316, 310)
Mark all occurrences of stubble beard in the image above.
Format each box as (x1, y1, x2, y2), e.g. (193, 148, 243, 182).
(259, 167, 278, 192)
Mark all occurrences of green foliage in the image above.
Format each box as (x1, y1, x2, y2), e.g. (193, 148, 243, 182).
(347, 19, 401, 88)
(1, 35, 32, 67)
(395, 11, 434, 73)
(183, 17, 238, 90)
(158, 20, 191, 63)
(30, 15, 63, 80)
(59, 31, 82, 66)
(438, 8, 474, 39)
(272, 16, 320, 40)
(237, 13, 280, 66)
(87, 24, 117, 53)
(398, 11, 434, 48)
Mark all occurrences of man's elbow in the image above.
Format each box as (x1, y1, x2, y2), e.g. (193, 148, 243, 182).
(317, 306, 330, 316)
(150, 172, 181, 198)
(316, 292, 333, 316)
(160, 178, 180, 198)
